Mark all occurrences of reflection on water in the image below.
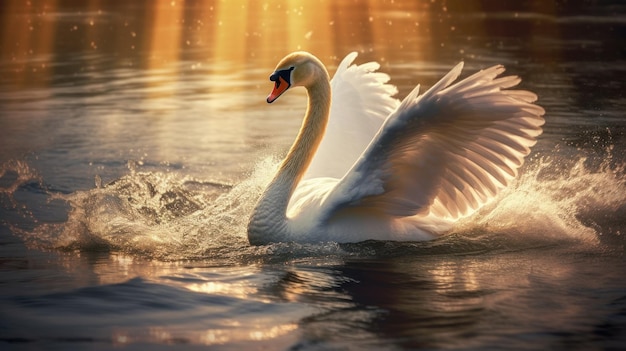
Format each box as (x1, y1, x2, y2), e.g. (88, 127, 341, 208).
(8, 0, 620, 89)
(2, 236, 624, 348)
(1, 0, 626, 349)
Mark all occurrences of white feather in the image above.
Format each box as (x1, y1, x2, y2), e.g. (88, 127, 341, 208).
(250, 52, 545, 244)
(302, 52, 400, 180)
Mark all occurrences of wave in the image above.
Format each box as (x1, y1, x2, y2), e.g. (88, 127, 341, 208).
(455, 154, 625, 244)
(2, 150, 624, 260)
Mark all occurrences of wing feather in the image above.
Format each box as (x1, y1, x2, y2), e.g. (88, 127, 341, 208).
(319, 62, 545, 222)
(302, 52, 400, 180)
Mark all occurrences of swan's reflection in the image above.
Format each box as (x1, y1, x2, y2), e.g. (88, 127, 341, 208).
(3, 235, 621, 349)
(264, 242, 613, 349)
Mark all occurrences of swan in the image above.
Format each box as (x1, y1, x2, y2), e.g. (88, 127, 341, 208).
(247, 51, 545, 245)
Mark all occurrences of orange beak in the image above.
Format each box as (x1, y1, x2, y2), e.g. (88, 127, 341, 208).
(267, 67, 294, 103)
(267, 76, 290, 103)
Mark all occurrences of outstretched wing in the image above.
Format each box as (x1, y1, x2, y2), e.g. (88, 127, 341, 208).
(302, 52, 400, 180)
(320, 62, 545, 222)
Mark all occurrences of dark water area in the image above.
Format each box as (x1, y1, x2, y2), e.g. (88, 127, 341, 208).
(1, 0, 626, 350)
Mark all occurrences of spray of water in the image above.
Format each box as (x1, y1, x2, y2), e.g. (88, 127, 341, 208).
(455, 154, 625, 246)
(53, 157, 280, 260)
(2, 150, 624, 260)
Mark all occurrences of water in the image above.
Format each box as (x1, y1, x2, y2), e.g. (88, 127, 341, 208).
(1, 0, 625, 349)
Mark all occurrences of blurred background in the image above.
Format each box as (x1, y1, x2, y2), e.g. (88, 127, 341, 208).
(1, 0, 624, 185)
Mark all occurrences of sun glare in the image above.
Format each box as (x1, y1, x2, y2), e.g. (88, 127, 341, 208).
(0, 0, 442, 86)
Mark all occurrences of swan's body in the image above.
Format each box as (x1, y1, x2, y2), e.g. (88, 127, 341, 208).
(248, 52, 545, 245)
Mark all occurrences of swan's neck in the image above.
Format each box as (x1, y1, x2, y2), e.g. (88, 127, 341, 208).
(278, 82, 330, 186)
(248, 78, 331, 244)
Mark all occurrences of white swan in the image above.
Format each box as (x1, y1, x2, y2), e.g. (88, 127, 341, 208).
(248, 51, 545, 245)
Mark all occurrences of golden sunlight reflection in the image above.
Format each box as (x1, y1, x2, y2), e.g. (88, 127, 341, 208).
(144, 0, 184, 101)
(0, 0, 567, 95)
(425, 260, 485, 313)
(429, 260, 481, 293)
(249, 323, 299, 341)
(198, 323, 298, 345)
(112, 322, 298, 346)
(88, 254, 186, 286)
(200, 328, 231, 345)
(178, 265, 268, 301)
(279, 268, 346, 303)
(0, 0, 448, 88)
(2, 0, 57, 88)
(87, 255, 264, 301)
(185, 280, 258, 300)
(112, 330, 131, 346)
(146, 1, 184, 70)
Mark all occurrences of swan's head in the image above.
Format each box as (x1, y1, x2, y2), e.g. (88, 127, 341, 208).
(267, 51, 328, 103)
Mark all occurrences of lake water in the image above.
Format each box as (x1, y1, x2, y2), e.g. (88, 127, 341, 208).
(1, 0, 625, 350)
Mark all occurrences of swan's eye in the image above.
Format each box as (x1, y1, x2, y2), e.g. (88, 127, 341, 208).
(270, 67, 295, 87)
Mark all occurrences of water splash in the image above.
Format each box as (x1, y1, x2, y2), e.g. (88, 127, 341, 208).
(51, 157, 283, 260)
(456, 152, 626, 247)
(2, 150, 624, 260)
(0, 159, 41, 205)
(0, 159, 46, 230)
(2, 157, 275, 260)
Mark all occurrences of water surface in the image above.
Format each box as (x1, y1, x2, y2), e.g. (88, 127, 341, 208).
(1, 1, 625, 350)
